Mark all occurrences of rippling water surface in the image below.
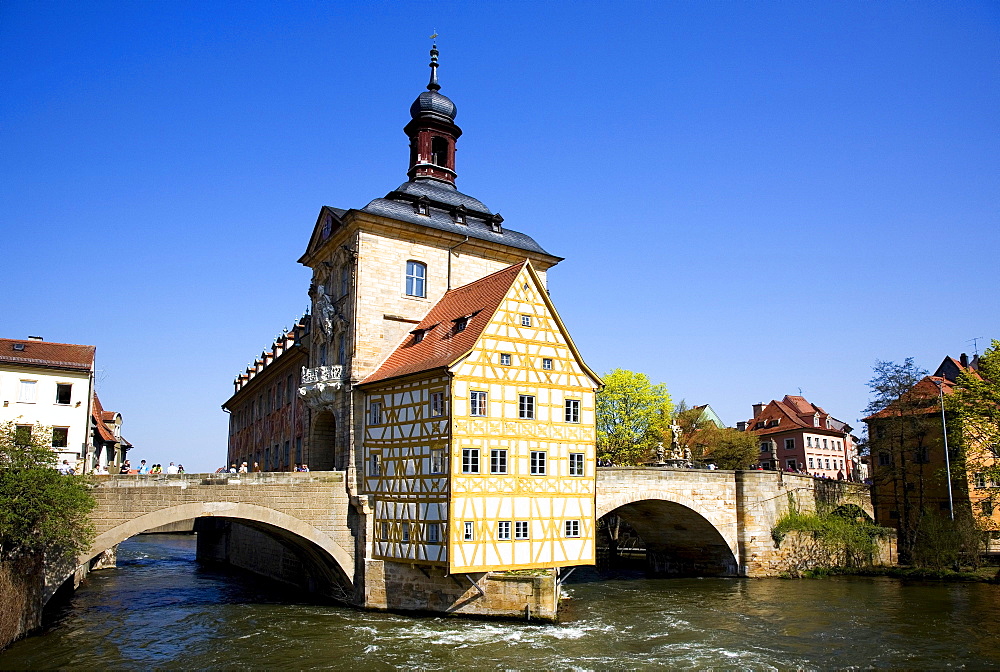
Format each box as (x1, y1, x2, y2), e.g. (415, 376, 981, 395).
(2, 534, 999, 670)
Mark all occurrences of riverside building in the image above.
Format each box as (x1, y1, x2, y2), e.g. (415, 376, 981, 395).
(226, 45, 601, 576)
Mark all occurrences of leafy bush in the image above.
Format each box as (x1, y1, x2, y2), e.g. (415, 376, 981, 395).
(772, 504, 893, 568)
(0, 421, 95, 562)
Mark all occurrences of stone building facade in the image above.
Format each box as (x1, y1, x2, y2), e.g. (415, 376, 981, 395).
(223, 316, 312, 470)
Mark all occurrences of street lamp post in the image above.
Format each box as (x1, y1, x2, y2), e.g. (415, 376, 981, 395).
(931, 378, 955, 521)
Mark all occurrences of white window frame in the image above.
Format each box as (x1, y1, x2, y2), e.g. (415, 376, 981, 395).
(569, 452, 585, 476)
(497, 521, 511, 540)
(519, 395, 535, 420)
(520, 315, 532, 327)
(380, 521, 390, 541)
(463, 521, 475, 541)
(18, 380, 36, 403)
(514, 521, 529, 540)
(430, 392, 445, 417)
(500, 353, 511, 366)
(565, 399, 580, 423)
(369, 453, 381, 476)
(427, 523, 441, 544)
(401, 522, 410, 543)
(470, 391, 487, 417)
(542, 358, 553, 370)
(462, 448, 480, 474)
(430, 448, 445, 474)
(564, 520, 580, 538)
(530, 450, 546, 475)
(369, 401, 382, 425)
(405, 260, 427, 298)
(490, 449, 508, 474)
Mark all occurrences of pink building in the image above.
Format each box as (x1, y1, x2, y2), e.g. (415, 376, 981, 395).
(739, 395, 858, 479)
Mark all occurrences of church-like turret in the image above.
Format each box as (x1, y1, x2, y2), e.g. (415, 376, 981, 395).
(404, 43, 462, 185)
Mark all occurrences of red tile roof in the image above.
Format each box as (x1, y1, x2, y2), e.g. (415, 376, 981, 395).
(746, 394, 847, 437)
(863, 376, 953, 420)
(360, 262, 528, 386)
(91, 393, 117, 442)
(0, 338, 95, 371)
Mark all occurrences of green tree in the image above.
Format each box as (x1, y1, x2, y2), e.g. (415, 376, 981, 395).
(948, 339, 1000, 530)
(596, 369, 672, 465)
(0, 421, 95, 562)
(689, 426, 760, 470)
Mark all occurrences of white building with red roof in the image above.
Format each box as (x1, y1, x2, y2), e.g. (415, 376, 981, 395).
(0, 336, 95, 465)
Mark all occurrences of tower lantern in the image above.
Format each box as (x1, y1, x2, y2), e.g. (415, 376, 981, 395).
(405, 42, 462, 185)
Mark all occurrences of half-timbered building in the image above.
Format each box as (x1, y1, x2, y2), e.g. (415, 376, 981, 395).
(357, 261, 600, 572)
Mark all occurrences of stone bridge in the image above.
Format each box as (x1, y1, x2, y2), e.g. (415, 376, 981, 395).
(597, 468, 874, 577)
(61, 468, 875, 616)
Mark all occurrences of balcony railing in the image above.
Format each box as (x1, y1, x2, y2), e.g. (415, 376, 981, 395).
(299, 364, 348, 409)
(301, 364, 346, 385)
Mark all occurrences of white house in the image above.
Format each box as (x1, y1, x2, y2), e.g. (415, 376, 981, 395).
(0, 337, 96, 466)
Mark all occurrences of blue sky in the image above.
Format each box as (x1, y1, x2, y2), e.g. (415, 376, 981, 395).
(2, 1, 997, 471)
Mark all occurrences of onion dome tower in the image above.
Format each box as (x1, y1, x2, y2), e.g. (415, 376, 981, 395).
(404, 42, 462, 185)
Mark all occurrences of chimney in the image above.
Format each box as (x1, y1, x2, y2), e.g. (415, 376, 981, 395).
(27, 335, 43, 341)
(960, 353, 969, 368)
(736, 421, 747, 432)
(752, 403, 765, 419)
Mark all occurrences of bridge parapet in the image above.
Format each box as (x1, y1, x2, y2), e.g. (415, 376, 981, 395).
(90, 471, 345, 488)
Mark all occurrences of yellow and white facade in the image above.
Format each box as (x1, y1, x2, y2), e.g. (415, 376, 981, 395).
(360, 262, 600, 573)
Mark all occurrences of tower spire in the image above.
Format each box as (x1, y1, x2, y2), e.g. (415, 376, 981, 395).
(428, 33, 440, 91)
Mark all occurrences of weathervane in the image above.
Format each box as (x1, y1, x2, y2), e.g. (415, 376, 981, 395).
(427, 30, 440, 91)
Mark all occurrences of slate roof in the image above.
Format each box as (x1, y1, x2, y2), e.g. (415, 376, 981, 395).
(361, 179, 555, 257)
(0, 339, 95, 371)
(360, 261, 528, 386)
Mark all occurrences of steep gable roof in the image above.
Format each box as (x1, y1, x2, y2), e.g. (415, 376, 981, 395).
(0, 338, 95, 371)
(91, 393, 117, 442)
(360, 262, 528, 385)
(360, 261, 602, 389)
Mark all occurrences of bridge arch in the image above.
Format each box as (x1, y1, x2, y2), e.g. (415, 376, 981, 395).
(597, 488, 739, 577)
(63, 502, 355, 605)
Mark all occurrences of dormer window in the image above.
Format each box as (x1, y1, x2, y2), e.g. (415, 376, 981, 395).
(412, 329, 425, 344)
(414, 196, 430, 216)
(454, 317, 468, 333)
(452, 205, 467, 225)
(490, 214, 504, 234)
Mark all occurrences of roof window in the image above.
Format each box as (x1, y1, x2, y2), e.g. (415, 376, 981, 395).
(12, 343, 25, 351)
(490, 214, 504, 234)
(414, 196, 430, 216)
(452, 205, 467, 225)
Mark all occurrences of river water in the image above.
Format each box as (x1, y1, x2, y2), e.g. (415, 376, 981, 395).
(3, 534, 999, 670)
